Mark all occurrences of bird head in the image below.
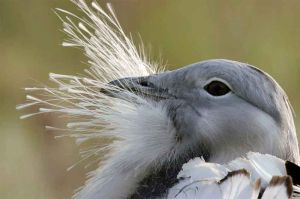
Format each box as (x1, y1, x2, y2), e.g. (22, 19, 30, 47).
(110, 59, 298, 164)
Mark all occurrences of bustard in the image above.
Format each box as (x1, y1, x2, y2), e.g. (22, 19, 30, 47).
(17, 0, 300, 198)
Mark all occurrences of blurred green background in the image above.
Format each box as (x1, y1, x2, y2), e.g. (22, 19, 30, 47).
(1, 0, 300, 198)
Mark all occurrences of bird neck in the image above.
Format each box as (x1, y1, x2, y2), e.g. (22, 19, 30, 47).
(128, 162, 181, 199)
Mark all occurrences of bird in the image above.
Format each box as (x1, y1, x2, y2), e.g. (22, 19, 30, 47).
(17, 0, 300, 198)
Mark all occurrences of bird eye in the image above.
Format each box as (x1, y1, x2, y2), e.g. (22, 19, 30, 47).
(204, 81, 231, 96)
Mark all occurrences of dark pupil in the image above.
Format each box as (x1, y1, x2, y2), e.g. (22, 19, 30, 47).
(205, 81, 230, 96)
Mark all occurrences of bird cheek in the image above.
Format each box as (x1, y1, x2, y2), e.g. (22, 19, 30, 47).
(177, 106, 205, 140)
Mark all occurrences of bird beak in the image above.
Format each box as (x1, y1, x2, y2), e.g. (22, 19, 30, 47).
(104, 76, 173, 101)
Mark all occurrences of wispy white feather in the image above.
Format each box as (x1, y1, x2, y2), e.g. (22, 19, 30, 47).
(17, 1, 168, 198)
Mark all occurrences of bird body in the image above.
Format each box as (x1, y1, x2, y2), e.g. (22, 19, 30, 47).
(17, 1, 300, 198)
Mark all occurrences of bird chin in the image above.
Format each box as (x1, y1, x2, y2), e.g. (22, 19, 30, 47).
(127, 98, 211, 198)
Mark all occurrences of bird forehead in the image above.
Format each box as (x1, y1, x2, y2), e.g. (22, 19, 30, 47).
(180, 59, 272, 89)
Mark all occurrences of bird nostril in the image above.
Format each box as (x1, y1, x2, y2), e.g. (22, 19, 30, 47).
(137, 78, 155, 88)
(138, 80, 149, 87)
